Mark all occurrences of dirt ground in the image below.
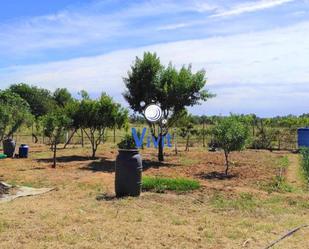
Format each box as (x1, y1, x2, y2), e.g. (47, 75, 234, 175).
(0, 143, 308, 249)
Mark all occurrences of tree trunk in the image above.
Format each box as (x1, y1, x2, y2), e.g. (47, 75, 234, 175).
(81, 129, 84, 147)
(113, 127, 116, 144)
(63, 129, 76, 149)
(32, 133, 38, 143)
(158, 134, 164, 162)
(224, 150, 229, 175)
(174, 130, 178, 155)
(185, 135, 190, 151)
(31, 124, 34, 143)
(52, 143, 57, 168)
(91, 142, 97, 159)
(202, 122, 205, 148)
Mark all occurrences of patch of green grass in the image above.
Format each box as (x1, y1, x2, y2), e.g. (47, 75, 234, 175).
(142, 176, 200, 193)
(171, 217, 188, 225)
(7, 179, 48, 188)
(298, 166, 309, 191)
(77, 182, 105, 195)
(210, 192, 258, 211)
(259, 155, 294, 193)
(210, 192, 308, 216)
(181, 157, 199, 166)
(300, 147, 309, 184)
(260, 175, 294, 193)
(278, 155, 289, 168)
(0, 220, 9, 233)
(286, 197, 309, 209)
(178, 153, 200, 166)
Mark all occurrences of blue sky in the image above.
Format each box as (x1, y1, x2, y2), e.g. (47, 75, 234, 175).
(0, 0, 309, 117)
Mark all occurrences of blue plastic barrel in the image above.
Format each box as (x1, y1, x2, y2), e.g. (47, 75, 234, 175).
(297, 128, 309, 148)
(19, 144, 29, 158)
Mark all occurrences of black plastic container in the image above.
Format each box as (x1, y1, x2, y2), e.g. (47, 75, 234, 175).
(3, 139, 16, 158)
(115, 149, 142, 197)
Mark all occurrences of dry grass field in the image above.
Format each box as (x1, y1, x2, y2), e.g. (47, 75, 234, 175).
(0, 143, 308, 249)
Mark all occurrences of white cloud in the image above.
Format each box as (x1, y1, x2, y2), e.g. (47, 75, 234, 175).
(157, 23, 190, 31)
(0, 0, 218, 55)
(1, 21, 309, 116)
(0, 0, 299, 58)
(212, 0, 295, 17)
(153, 0, 296, 32)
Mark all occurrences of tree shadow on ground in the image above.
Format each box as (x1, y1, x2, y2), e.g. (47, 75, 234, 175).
(142, 159, 179, 171)
(79, 158, 179, 173)
(80, 158, 115, 172)
(96, 193, 137, 201)
(196, 171, 238, 180)
(37, 155, 94, 163)
(96, 193, 117, 201)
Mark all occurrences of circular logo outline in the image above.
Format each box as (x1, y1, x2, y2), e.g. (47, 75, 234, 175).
(144, 104, 162, 123)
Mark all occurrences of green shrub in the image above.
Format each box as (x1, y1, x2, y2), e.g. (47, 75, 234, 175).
(210, 115, 249, 175)
(117, 134, 137, 149)
(142, 176, 200, 193)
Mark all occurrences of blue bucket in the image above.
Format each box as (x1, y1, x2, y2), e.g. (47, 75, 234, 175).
(19, 144, 29, 158)
(298, 128, 309, 148)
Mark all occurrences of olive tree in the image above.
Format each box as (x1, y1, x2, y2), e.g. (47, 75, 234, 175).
(79, 93, 128, 158)
(111, 106, 129, 143)
(178, 112, 198, 151)
(62, 99, 83, 148)
(123, 52, 213, 161)
(211, 116, 249, 175)
(53, 88, 73, 108)
(42, 110, 72, 168)
(0, 90, 33, 143)
(9, 83, 55, 118)
(9, 83, 56, 143)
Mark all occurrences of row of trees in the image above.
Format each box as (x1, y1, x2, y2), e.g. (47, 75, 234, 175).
(0, 84, 128, 167)
(0, 52, 213, 166)
(1, 52, 307, 173)
(166, 113, 309, 152)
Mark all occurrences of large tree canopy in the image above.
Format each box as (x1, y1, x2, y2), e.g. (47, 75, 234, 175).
(124, 52, 212, 117)
(123, 52, 213, 161)
(53, 88, 73, 108)
(9, 83, 56, 118)
(0, 90, 33, 142)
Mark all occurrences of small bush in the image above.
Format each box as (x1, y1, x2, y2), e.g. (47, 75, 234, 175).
(210, 115, 249, 175)
(117, 134, 137, 149)
(142, 176, 200, 193)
